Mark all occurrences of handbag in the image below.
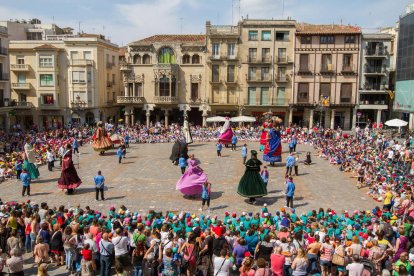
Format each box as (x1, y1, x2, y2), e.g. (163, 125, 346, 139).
(332, 246, 345, 266)
(181, 244, 196, 273)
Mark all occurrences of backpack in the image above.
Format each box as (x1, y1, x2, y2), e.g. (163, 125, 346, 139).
(383, 223, 393, 238)
(25, 223, 31, 235)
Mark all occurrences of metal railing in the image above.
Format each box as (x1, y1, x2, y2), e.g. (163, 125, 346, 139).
(365, 49, 388, 56)
(298, 64, 312, 73)
(10, 101, 33, 108)
(364, 66, 387, 74)
(320, 64, 335, 74)
(342, 64, 356, 73)
(70, 59, 93, 66)
(276, 75, 289, 82)
(154, 96, 179, 103)
(106, 62, 114, 69)
(276, 56, 290, 63)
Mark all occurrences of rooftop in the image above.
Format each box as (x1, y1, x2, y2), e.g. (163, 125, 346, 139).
(296, 23, 361, 35)
(129, 34, 206, 46)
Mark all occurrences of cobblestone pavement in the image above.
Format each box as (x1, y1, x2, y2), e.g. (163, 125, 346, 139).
(3, 141, 375, 214)
(4, 141, 376, 275)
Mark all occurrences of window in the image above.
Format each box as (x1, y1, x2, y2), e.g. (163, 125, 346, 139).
(191, 83, 199, 100)
(158, 47, 175, 64)
(345, 35, 356, 44)
(301, 36, 312, 44)
(227, 43, 235, 58)
(248, 87, 256, 105)
(212, 43, 220, 58)
(40, 74, 53, 86)
(262, 48, 270, 62)
(192, 54, 200, 64)
(298, 83, 309, 102)
(248, 31, 258, 41)
(248, 67, 256, 81)
(41, 94, 54, 105)
(87, 70, 92, 83)
(133, 54, 141, 64)
(17, 56, 25, 64)
(72, 71, 86, 83)
(276, 31, 289, 41)
(17, 73, 25, 83)
(261, 87, 269, 105)
(320, 36, 335, 44)
(27, 32, 42, 40)
(212, 65, 219, 82)
(320, 83, 331, 99)
(340, 83, 352, 103)
(343, 54, 353, 71)
(70, 51, 79, 60)
(261, 31, 271, 41)
(321, 54, 332, 71)
(261, 67, 269, 80)
(299, 54, 309, 71)
(135, 83, 143, 97)
(227, 65, 235, 82)
(159, 76, 170, 96)
(248, 48, 257, 62)
(84, 51, 92, 60)
(278, 48, 287, 62)
(39, 55, 53, 67)
(19, 93, 27, 102)
(143, 54, 151, 64)
(112, 74, 115, 84)
(278, 67, 286, 80)
(276, 87, 286, 105)
(183, 54, 190, 64)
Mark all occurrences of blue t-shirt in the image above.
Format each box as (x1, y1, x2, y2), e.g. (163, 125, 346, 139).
(94, 175, 105, 187)
(21, 172, 30, 186)
(178, 157, 187, 168)
(232, 136, 238, 144)
(216, 143, 222, 151)
(241, 147, 247, 157)
(15, 161, 22, 171)
(117, 148, 123, 157)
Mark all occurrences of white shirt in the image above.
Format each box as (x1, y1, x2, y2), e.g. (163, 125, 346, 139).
(46, 151, 54, 162)
(388, 150, 394, 159)
(112, 236, 129, 256)
(213, 256, 231, 276)
(346, 262, 364, 276)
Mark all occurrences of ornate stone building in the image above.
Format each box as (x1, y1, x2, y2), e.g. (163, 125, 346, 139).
(119, 35, 209, 126)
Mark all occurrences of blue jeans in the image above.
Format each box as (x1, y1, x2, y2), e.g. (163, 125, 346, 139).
(25, 234, 31, 252)
(100, 255, 112, 276)
(65, 248, 74, 271)
(30, 233, 36, 251)
(132, 265, 143, 276)
(284, 264, 292, 276)
(307, 253, 319, 273)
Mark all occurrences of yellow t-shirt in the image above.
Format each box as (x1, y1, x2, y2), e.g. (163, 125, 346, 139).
(384, 191, 393, 205)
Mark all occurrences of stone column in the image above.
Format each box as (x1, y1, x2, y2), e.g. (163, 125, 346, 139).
(202, 112, 207, 127)
(352, 107, 357, 130)
(309, 109, 314, 129)
(146, 110, 151, 128)
(376, 110, 382, 126)
(330, 109, 335, 129)
(288, 108, 293, 126)
(410, 113, 414, 131)
(132, 82, 136, 97)
(124, 111, 130, 126)
(124, 83, 128, 97)
(130, 108, 135, 126)
(164, 109, 169, 127)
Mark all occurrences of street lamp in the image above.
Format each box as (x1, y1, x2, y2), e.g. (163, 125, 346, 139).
(71, 95, 86, 110)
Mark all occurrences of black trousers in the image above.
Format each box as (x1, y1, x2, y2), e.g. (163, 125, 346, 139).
(293, 145, 296, 152)
(16, 170, 22, 179)
(47, 161, 53, 171)
(217, 150, 221, 156)
(180, 167, 186, 174)
(73, 148, 79, 154)
(119, 156, 122, 164)
(231, 144, 236, 150)
(242, 157, 246, 164)
(294, 165, 298, 176)
(96, 187, 104, 200)
(286, 196, 293, 208)
(286, 166, 293, 175)
(22, 185, 30, 196)
(202, 198, 210, 207)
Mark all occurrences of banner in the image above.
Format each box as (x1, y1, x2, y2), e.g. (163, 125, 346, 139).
(395, 80, 414, 112)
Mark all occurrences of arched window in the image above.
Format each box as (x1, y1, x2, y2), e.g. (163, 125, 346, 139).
(133, 54, 141, 64)
(158, 47, 175, 64)
(142, 54, 151, 64)
(182, 54, 190, 64)
(192, 54, 200, 64)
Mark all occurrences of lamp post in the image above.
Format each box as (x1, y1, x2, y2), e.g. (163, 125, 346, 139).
(70, 95, 86, 124)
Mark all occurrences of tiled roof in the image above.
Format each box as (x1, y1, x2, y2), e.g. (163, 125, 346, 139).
(296, 23, 361, 34)
(129, 35, 206, 46)
(33, 44, 59, 50)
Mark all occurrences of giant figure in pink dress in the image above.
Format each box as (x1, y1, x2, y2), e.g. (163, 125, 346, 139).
(176, 154, 208, 196)
(218, 117, 233, 144)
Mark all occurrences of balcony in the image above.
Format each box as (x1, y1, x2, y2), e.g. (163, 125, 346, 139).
(0, 47, 7, 56)
(0, 73, 9, 81)
(154, 96, 179, 104)
(246, 76, 272, 83)
(120, 62, 131, 71)
(70, 59, 93, 66)
(12, 83, 31, 90)
(276, 56, 292, 64)
(106, 62, 114, 69)
(10, 64, 30, 71)
(297, 64, 313, 74)
(117, 96, 145, 104)
(341, 64, 357, 74)
(106, 81, 114, 87)
(210, 78, 221, 85)
(10, 101, 33, 109)
(320, 64, 335, 75)
(276, 75, 289, 82)
(273, 98, 289, 106)
(364, 66, 387, 75)
(246, 56, 272, 64)
(38, 99, 58, 109)
(365, 49, 388, 58)
(208, 55, 222, 61)
(361, 83, 387, 91)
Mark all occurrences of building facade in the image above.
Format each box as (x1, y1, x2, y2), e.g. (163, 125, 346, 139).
(119, 35, 208, 126)
(357, 33, 392, 127)
(395, 4, 414, 128)
(293, 24, 361, 130)
(8, 35, 120, 129)
(0, 26, 10, 131)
